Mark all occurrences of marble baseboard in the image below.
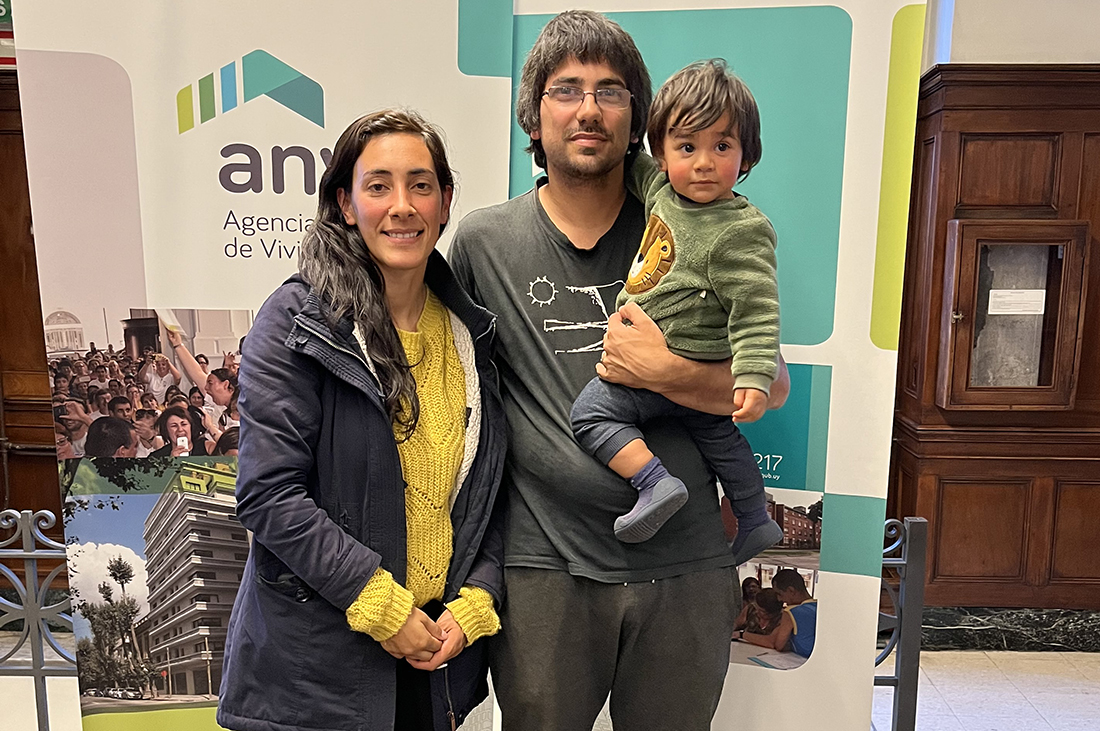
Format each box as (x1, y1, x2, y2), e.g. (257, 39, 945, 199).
(917, 607, 1100, 652)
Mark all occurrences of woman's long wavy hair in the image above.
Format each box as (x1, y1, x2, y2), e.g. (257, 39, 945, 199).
(299, 109, 455, 440)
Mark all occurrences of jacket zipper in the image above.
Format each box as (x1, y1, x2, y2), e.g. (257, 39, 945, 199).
(442, 664, 457, 730)
(474, 316, 496, 342)
(474, 317, 501, 390)
(294, 318, 381, 390)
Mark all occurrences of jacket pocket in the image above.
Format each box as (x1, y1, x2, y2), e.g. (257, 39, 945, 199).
(253, 543, 315, 603)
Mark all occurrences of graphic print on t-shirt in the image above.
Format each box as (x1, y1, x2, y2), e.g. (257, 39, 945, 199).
(625, 214, 675, 294)
(527, 277, 626, 355)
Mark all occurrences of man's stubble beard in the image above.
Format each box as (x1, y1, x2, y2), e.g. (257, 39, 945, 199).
(544, 128, 629, 186)
(555, 153, 623, 185)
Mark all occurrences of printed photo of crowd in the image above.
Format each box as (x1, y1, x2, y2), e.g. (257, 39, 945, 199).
(47, 308, 252, 460)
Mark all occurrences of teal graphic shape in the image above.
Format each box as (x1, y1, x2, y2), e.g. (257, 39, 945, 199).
(242, 49, 324, 127)
(509, 7, 852, 345)
(738, 363, 830, 493)
(819, 493, 888, 578)
(458, 0, 513, 77)
(221, 61, 238, 112)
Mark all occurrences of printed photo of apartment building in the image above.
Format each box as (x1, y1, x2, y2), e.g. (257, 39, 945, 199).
(769, 499, 822, 550)
(135, 462, 247, 696)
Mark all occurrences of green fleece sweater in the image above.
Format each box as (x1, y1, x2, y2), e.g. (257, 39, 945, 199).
(617, 152, 779, 393)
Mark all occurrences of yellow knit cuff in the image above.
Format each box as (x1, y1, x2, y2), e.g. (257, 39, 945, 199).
(445, 586, 500, 645)
(345, 568, 416, 642)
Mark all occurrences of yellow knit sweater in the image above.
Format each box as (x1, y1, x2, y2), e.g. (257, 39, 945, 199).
(345, 291, 500, 645)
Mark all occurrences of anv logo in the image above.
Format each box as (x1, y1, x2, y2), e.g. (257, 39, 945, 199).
(176, 49, 324, 133)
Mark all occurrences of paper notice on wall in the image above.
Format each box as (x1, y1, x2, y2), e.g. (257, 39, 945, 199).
(988, 289, 1046, 315)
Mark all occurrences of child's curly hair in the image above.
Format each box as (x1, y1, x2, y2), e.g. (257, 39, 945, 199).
(648, 59, 762, 182)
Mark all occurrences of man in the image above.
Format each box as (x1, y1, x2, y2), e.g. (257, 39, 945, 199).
(58, 400, 92, 457)
(89, 391, 112, 421)
(89, 364, 111, 392)
(107, 396, 134, 422)
(84, 416, 139, 458)
(771, 568, 817, 657)
(449, 11, 788, 730)
(70, 379, 89, 402)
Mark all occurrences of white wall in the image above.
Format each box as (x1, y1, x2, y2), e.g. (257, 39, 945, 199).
(923, 0, 1100, 72)
(0, 676, 80, 731)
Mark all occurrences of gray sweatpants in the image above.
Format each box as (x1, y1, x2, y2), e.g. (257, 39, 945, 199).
(489, 566, 741, 731)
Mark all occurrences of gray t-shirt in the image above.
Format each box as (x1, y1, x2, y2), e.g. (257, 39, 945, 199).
(449, 179, 736, 583)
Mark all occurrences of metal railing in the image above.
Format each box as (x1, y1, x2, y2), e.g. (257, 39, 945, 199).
(0, 509, 77, 731)
(874, 517, 928, 731)
(0, 508, 928, 731)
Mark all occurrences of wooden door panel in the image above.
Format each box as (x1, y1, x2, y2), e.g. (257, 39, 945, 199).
(1051, 481, 1100, 581)
(1074, 133, 1100, 412)
(956, 133, 1060, 213)
(934, 479, 1030, 580)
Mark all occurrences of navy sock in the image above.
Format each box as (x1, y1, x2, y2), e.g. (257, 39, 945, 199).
(732, 492, 769, 533)
(630, 456, 669, 493)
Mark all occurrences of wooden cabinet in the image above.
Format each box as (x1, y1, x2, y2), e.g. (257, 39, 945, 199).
(937, 219, 1089, 411)
(890, 65, 1100, 609)
(0, 71, 60, 519)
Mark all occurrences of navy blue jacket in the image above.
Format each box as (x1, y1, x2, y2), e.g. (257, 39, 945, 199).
(218, 252, 506, 731)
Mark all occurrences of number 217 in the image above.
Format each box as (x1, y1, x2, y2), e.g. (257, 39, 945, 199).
(754, 453, 783, 471)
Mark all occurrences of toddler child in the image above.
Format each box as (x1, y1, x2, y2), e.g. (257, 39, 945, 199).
(571, 59, 782, 564)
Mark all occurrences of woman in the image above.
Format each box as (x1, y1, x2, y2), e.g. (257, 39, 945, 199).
(205, 368, 237, 408)
(133, 408, 163, 456)
(218, 109, 505, 731)
(754, 587, 784, 635)
(733, 576, 763, 634)
(150, 405, 209, 457)
(201, 389, 240, 454)
(164, 331, 240, 441)
(735, 587, 787, 649)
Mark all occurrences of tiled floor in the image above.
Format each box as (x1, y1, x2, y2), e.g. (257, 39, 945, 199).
(873, 651, 1100, 730)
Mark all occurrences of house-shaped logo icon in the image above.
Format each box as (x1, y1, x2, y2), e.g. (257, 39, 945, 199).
(176, 49, 324, 133)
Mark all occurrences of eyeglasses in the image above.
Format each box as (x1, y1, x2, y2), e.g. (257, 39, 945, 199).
(542, 86, 633, 110)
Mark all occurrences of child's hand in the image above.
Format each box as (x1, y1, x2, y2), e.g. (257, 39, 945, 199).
(732, 388, 767, 423)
